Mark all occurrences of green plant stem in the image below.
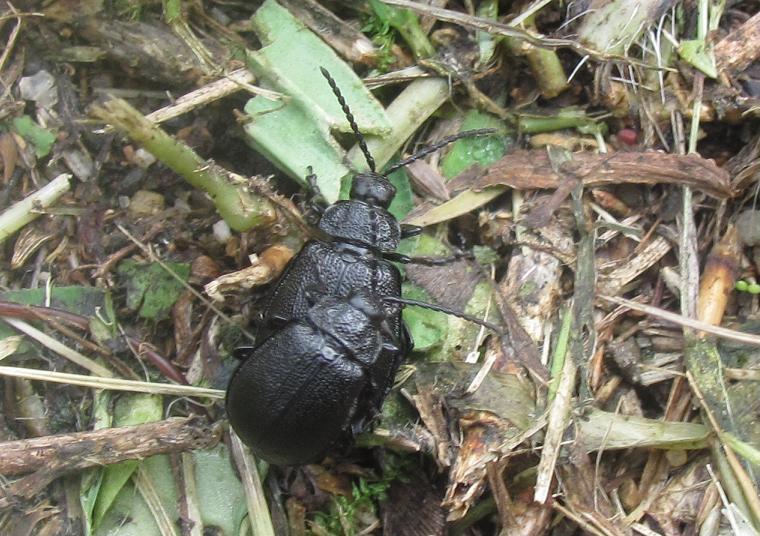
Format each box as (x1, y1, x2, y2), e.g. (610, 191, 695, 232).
(710, 441, 755, 526)
(91, 99, 277, 231)
(505, 16, 567, 98)
(548, 304, 572, 403)
(525, 46, 568, 98)
(517, 108, 599, 134)
(369, 0, 435, 59)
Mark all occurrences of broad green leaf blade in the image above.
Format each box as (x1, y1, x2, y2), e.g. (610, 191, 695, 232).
(250, 0, 390, 137)
(192, 445, 250, 533)
(244, 95, 348, 203)
(94, 455, 178, 536)
(244, 0, 392, 203)
(80, 391, 113, 533)
(401, 282, 446, 353)
(0, 286, 114, 319)
(387, 168, 415, 220)
(399, 234, 497, 361)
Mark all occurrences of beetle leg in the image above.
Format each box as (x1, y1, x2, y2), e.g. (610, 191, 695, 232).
(400, 321, 413, 354)
(383, 250, 473, 266)
(400, 224, 422, 239)
(305, 167, 328, 214)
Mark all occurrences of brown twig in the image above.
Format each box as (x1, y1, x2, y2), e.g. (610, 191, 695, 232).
(475, 151, 733, 199)
(715, 11, 760, 77)
(0, 416, 220, 509)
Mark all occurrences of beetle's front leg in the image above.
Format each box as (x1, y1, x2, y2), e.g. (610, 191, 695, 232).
(305, 167, 328, 215)
(383, 250, 473, 266)
(400, 224, 422, 239)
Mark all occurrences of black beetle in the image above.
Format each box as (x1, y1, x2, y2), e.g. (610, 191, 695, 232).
(226, 68, 498, 465)
(227, 291, 397, 465)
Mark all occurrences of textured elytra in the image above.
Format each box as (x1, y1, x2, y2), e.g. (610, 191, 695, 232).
(227, 295, 389, 465)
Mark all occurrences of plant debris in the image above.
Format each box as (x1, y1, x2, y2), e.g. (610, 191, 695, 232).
(1, 1, 760, 535)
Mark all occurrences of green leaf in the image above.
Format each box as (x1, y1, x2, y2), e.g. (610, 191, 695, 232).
(11, 116, 56, 157)
(413, 361, 536, 432)
(401, 282, 446, 352)
(678, 40, 718, 78)
(386, 168, 414, 219)
(117, 259, 190, 320)
(580, 408, 709, 451)
(80, 391, 113, 533)
(93, 455, 177, 536)
(440, 111, 510, 179)
(476, 0, 499, 66)
(92, 394, 163, 529)
(399, 233, 497, 362)
(244, 0, 392, 203)
(405, 186, 507, 227)
(93, 444, 250, 536)
(193, 445, 252, 533)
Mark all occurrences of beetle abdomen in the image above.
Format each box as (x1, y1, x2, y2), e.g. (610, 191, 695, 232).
(227, 322, 367, 465)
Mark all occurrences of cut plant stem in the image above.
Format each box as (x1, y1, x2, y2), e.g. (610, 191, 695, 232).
(0, 173, 71, 245)
(91, 99, 277, 231)
(505, 16, 568, 98)
(696, 225, 740, 330)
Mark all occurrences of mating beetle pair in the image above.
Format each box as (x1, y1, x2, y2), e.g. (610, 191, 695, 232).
(226, 68, 498, 466)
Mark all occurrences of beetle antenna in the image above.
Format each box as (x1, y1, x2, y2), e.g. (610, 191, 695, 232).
(384, 296, 504, 335)
(320, 67, 376, 173)
(384, 128, 498, 174)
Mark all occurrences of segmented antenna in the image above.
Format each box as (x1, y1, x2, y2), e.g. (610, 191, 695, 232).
(320, 67, 376, 173)
(384, 128, 498, 174)
(384, 296, 504, 335)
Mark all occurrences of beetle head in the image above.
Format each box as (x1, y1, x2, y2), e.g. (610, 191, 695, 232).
(350, 172, 395, 208)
